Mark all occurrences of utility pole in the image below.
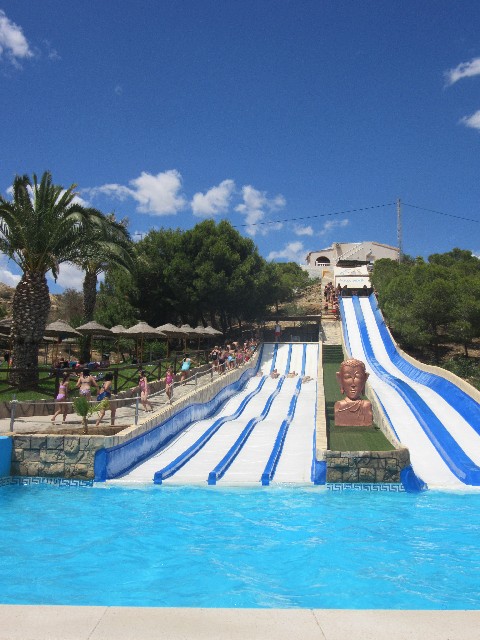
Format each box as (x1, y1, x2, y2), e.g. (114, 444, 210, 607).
(396, 198, 403, 263)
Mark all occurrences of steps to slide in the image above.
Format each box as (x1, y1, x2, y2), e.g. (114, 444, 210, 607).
(109, 342, 319, 486)
(342, 296, 480, 490)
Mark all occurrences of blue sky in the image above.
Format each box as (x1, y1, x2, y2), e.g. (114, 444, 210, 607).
(0, 0, 479, 293)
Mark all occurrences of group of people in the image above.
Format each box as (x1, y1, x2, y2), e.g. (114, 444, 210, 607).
(49, 339, 259, 428)
(209, 340, 257, 374)
(50, 368, 115, 427)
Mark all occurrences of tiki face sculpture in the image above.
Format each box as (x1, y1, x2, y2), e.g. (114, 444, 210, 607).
(334, 358, 373, 426)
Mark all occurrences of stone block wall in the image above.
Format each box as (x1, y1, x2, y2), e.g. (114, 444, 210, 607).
(322, 448, 410, 483)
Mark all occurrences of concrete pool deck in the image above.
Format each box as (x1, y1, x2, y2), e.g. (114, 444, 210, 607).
(0, 607, 479, 639)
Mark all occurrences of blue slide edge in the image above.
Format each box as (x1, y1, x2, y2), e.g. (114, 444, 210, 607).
(153, 376, 268, 484)
(94, 346, 264, 481)
(352, 296, 480, 485)
(368, 295, 480, 434)
(208, 376, 286, 485)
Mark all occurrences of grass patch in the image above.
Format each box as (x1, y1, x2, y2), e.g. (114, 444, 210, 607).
(323, 356, 394, 452)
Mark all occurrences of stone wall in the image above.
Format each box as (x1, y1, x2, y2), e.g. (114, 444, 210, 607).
(321, 448, 410, 483)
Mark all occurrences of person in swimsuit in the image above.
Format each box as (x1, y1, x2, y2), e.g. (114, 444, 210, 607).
(180, 354, 192, 384)
(76, 368, 98, 399)
(164, 368, 174, 404)
(94, 373, 116, 427)
(139, 370, 154, 411)
(51, 371, 72, 423)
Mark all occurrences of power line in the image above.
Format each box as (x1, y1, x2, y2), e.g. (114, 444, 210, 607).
(403, 202, 480, 224)
(232, 202, 396, 228)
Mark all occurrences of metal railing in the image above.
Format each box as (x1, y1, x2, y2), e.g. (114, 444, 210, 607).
(5, 355, 255, 433)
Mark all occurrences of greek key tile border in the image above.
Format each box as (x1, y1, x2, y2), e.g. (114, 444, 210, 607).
(328, 483, 405, 492)
(0, 476, 94, 488)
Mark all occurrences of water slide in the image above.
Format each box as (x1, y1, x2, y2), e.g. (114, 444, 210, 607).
(109, 342, 318, 486)
(341, 295, 480, 490)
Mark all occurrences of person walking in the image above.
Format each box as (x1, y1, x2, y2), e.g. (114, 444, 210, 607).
(180, 354, 192, 384)
(274, 322, 282, 342)
(95, 373, 116, 427)
(139, 370, 154, 412)
(165, 367, 174, 404)
(51, 371, 72, 423)
(76, 368, 98, 399)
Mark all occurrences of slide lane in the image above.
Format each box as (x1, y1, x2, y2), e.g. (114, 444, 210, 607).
(342, 297, 462, 488)
(272, 343, 318, 484)
(220, 344, 308, 484)
(360, 297, 480, 468)
(342, 297, 480, 488)
(113, 342, 311, 485)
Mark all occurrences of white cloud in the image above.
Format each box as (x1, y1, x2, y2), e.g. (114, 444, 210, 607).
(235, 185, 286, 236)
(131, 170, 186, 215)
(84, 170, 186, 216)
(294, 224, 313, 236)
(318, 219, 349, 236)
(267, 241, 306, 263)
(49, 263, 84, 292)
(191, 179, 235, 217)
(460, 110, 480, 131)
(445, 57, 480, 86)
(0, 10, 33, 65)
(0, 254, 20, 287)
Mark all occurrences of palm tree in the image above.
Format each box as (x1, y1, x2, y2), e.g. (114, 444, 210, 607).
(72, 214, 134, 361)
(0, 171, 117, 389)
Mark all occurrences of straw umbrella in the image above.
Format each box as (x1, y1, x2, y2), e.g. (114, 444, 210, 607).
(44, 320, 82, 364)
(109, 325, 128, 363)
(76, 321, 112, 362)
(125, 322, 166, 364)
(156, 323, 189, 357)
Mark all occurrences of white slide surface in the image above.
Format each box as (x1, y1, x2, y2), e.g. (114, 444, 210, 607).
(110, 342, 318, 486)
(343, 297, 480, 490)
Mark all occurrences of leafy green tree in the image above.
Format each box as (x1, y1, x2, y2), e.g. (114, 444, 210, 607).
(0, 171, 112, 389)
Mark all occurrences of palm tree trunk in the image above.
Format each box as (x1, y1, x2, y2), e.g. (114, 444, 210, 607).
(83, 271, 98, 320)
(81, 271, 98, 361)
(10, 272, 50, 390)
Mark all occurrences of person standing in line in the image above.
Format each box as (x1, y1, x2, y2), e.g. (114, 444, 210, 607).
(51, 371, 72, 423)
(274, 321, 282, 342)
(95, 373, 116, 427)
(164, 368, 175, 404)
(76, 368, 98, 399)
(180, 354, 192, 384)
(139, 370, 154, 411)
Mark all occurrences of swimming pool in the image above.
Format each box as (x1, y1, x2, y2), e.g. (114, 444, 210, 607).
(1, 484, 479, 609)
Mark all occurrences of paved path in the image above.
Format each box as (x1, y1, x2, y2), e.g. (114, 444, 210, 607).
(0, 369, 217, 435)
(0, 606, 478, 640)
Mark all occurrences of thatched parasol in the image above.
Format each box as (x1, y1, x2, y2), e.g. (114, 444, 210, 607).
(157, 323, 189, 356)
(76, 321, 113, 362)
(125, 322, 166, 363)
(76, 321, 112, 336)
(44, 320, 82, 364)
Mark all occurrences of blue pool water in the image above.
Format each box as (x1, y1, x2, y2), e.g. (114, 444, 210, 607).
(1, 484, 480, 609)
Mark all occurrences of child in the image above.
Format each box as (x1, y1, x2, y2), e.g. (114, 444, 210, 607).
(95, 373, 116, 427)
(51, 371, 71, 424)
(139, 370, 154, 412)
(165, 368, 174, 404)
(180, 354, 192, 384)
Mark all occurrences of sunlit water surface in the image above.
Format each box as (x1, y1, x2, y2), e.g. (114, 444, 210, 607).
(1, 484, 479, 609)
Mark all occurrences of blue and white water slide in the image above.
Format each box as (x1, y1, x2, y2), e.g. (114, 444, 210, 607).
(341, 294, 480, 490)
(109, 342, 319, 485)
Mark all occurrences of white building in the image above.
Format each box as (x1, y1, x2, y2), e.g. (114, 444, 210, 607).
(302, 241, 399, 279)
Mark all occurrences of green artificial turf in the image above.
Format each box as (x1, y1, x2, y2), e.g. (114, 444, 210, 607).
(322, 349, 394, 452)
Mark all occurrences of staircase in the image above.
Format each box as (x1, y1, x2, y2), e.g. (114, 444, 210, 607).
(322, 344, 344, 363)
(321, 320, 342, 345)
